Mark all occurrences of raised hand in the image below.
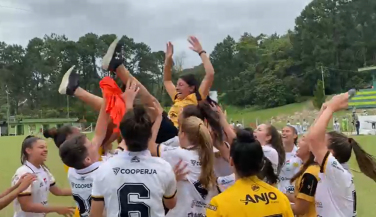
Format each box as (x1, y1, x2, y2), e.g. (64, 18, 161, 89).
(327, 92, 349, 112)
(124, 79, 140, 107)
(188, 36, 203, 53)
(165, 42, 174, 59)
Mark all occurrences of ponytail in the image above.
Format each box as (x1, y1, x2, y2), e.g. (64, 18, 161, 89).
(181, 117, 216, 189)
(349, 138, 376, 182)
(258, 158, 279, 185)
(291, 152, 317, 183)
(266, 125, 286, 174)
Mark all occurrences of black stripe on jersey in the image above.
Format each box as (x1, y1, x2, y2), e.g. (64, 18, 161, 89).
(216, 177, 222, 193)
(24, 165, 35, 173)
(156, 143, 161, 157)
(50, 182, 56, 187)
(299, 173, 318, 197)
(18, 192, 32, 197)
(117, 146, 124, 151)
(320, 151, 331, 173)
(91, 196, 104, 201)
(163, 190, 177, 199)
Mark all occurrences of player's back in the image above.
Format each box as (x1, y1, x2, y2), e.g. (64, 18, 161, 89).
(68, 162, 101, 217)
(206, 176, 293, 217)
(91, 150, 177, 217)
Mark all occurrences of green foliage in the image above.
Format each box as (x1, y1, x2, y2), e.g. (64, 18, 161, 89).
(0, 0, 376, 119)
(312, 80, 325, 109)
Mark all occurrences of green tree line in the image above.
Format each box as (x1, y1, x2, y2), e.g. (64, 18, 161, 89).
(1, 0, 375, 121)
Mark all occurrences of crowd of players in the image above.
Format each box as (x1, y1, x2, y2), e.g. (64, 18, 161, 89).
(1, 36, 376, 217)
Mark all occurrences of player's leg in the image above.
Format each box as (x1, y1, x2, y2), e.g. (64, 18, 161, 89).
(58, 65, 103, 111)
(102, 38, 156, 109)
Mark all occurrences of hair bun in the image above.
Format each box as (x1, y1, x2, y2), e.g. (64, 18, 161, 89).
(43, 128, 57, 139)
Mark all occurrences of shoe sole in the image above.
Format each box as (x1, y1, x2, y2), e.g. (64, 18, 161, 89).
(102, 37, 120, 70)
(58, 65, 75, 95)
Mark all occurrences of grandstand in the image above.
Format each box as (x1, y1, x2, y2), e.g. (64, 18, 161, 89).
(348, 66, 376, 108)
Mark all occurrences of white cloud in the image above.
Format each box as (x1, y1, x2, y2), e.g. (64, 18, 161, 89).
(0, 0, 311, 68)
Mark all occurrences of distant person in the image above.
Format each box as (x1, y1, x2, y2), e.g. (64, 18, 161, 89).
(236, 121, 243, 129)
(302, 119, 309, 132)
(341, 117, 347, 132)
(287, 120, 291, 126)
(230, 120, 235, 127)
(355, 120, 360, 135)
(295, 121, 302, 134)
(333, 120, 341, 132)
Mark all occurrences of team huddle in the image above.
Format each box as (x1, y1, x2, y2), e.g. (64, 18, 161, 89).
(1, 36, 376, 217)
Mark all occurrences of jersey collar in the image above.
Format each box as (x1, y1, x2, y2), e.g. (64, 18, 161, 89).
(121, 150, 152, 157)
(75, 161, 101, 175)
(25, 161, 44, 173)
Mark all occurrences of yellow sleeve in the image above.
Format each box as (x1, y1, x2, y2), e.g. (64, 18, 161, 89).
(206, 197, 220, 217)
(64, 164, 69, 173)
(74, 208, 80, 217)
(98, 146, 103, 161)
(296, 166, 319, 202)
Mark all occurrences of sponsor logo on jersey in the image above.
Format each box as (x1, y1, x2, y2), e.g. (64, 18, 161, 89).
(191, 200, 217, 211)
(40, 182, 44, 187)
(221, 178, 233, 185)
(293, 162, 300, 167)
(163, 146, 177, 152)
(191, 160, 201, 166)
(251, 184, 260, 192)
(112, 167, 157, 175)
(41, 200, 47, 205)
(241, 192, 278, 205)
(131, 156, 140, 163)
(80, 176, 86, 180)
(316, 201, 323, 208)
(70, 182, 92, 189)
(331, 161, 344, 172)
(280, 177, 291, 181)
(286, 186, 294, 193)
(43, 178, 47, 184)
(188, 212, 206, 217)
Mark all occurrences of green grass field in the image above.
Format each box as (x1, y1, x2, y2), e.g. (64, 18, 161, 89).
(0, 134, 376, 216)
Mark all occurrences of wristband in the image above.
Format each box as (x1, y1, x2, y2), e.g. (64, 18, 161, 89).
(199, 50, 206, 56)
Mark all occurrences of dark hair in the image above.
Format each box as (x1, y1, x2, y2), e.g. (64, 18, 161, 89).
(236, 129, 278, 184)
(120, 105, 152, 152)
(285, 125, 298, 145)
(328, 131, 376, 181)
(230, 137, 264, 178)
(179, 74, 201, 101)
(20, 136, 43, 165)
(291, 152, 317, 183)
(59, 134, 88, 169)
(43, 126, 74, 148)
(181, 102, 224, 145)
(265, 124, 286, 174)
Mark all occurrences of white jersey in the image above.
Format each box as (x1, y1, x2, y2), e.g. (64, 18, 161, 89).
(68, 162, 101, 217)
(12, 161, 55, 217)
(262, 145, 279, 175)
(161, 136, 180, 147)
(278, 146, 302, 193)
(217, 173, 236, 192)
(315, 152, 356, 217)
(91, 150, 177, 217)
(157, 144, 219, 217)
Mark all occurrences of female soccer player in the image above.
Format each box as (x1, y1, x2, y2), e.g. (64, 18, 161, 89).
(148, 100, 219, 217)
(254, 124, 286, 184)
(307, 92, 376, 217)
(206, 132, 294, 217)
(287, 135, 319, 216)
(12, 136, 75, 217)
(163, 37, 215, 127)
(0, 174, 35, 210)
(90, 81, 178, 217)
(279, 126, 302, 193)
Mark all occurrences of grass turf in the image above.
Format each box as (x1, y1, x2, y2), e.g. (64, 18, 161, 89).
(0, 134, 375, 216)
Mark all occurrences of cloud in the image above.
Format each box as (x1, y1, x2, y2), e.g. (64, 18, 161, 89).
(0, 0, 311, 67)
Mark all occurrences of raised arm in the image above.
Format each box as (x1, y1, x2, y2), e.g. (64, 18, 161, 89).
(92, 93, 110, 149)
(164, 42, 177, 100)
(188, 36, 215, 99)
(306, 93, 349, 165)
(148, 102, 163, 157)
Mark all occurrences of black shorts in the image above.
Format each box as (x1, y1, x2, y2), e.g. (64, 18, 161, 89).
(155, 113, 178, 144)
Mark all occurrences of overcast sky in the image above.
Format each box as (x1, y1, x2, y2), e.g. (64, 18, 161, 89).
(0, 0, 311, 68)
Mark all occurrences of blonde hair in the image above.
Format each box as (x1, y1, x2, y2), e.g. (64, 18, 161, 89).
(181, 116, 216, 189)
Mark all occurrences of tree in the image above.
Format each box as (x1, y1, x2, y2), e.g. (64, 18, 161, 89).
(312, 80, 325, 109)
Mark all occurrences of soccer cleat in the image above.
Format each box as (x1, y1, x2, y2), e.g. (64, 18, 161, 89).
(102, 37, 124, 72)
(58, 65, 79, 96)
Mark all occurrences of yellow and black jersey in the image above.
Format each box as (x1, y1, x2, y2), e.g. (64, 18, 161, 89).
(294, 164, 320, 217)
(206, 176, 294, 217)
